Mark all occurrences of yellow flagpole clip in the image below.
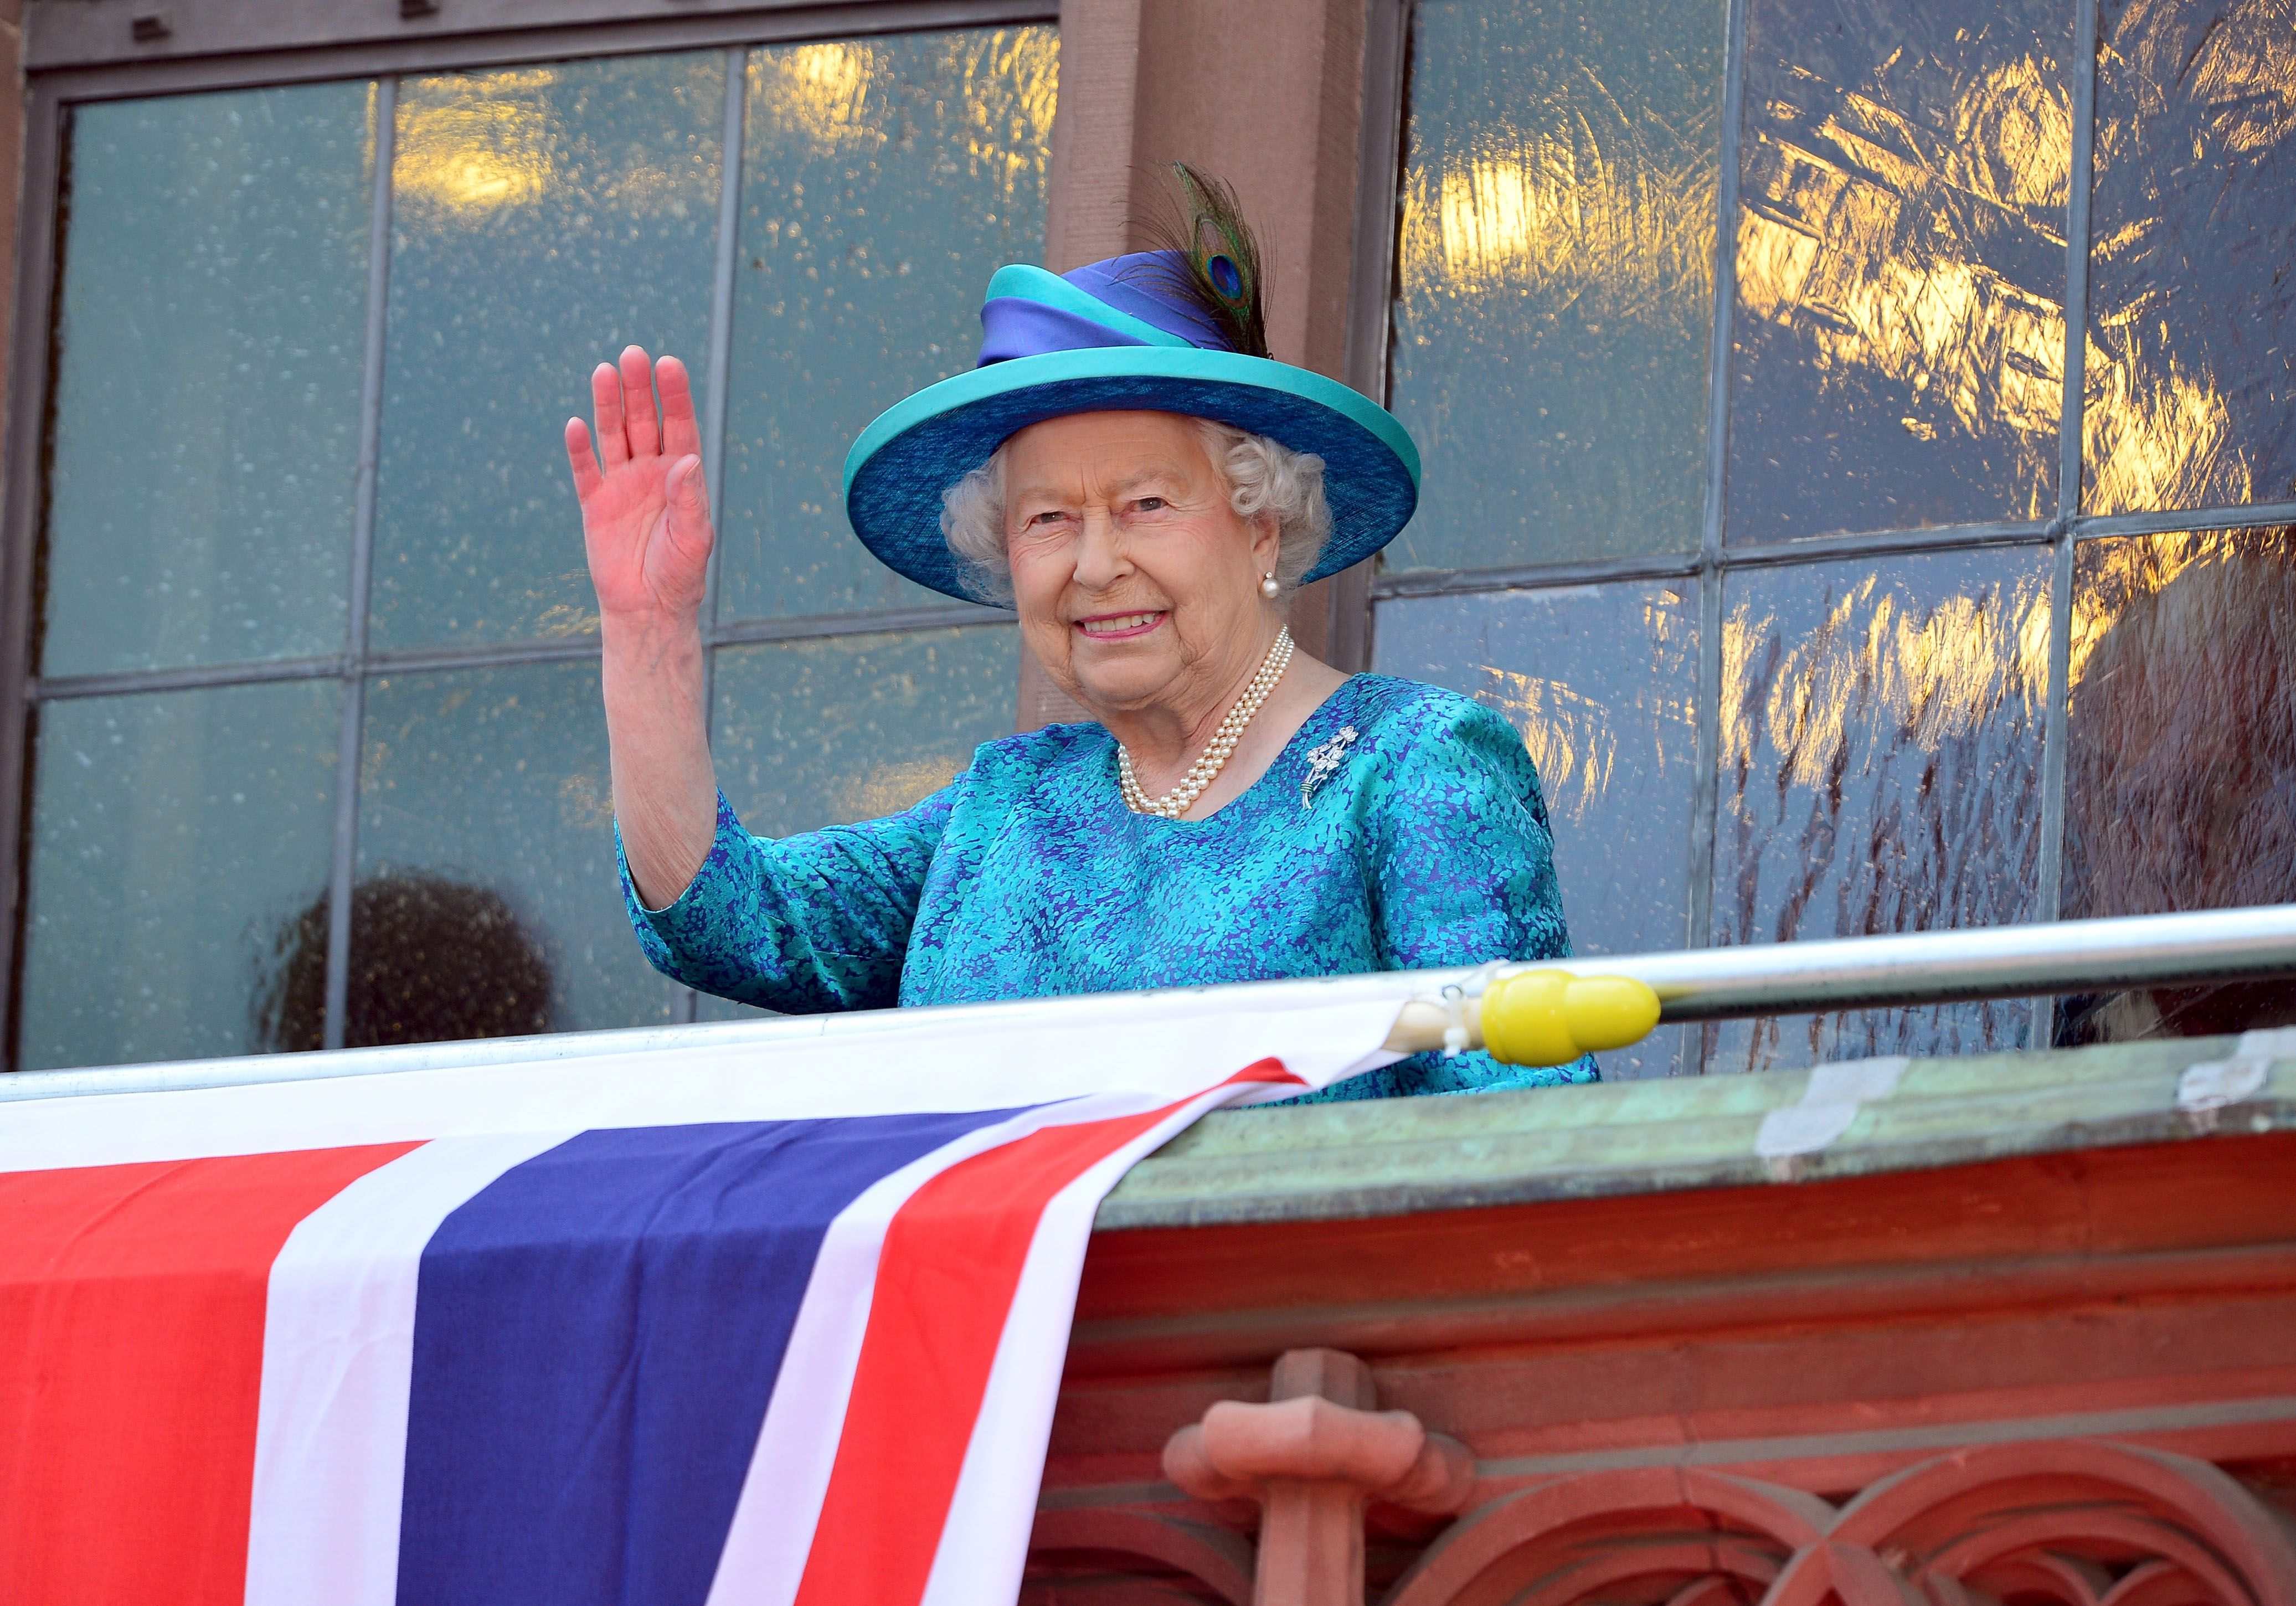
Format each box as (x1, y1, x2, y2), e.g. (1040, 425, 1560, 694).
(1478, 970, 1662, 1067)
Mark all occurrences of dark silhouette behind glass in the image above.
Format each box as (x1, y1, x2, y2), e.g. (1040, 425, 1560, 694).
(255, 874, 555, 1052)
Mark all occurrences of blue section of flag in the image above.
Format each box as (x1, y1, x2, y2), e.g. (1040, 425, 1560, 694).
(394, 1110, 1023, 1606)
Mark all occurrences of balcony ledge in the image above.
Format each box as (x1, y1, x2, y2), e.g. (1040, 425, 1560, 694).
(1095, 1034, 2294, 1231)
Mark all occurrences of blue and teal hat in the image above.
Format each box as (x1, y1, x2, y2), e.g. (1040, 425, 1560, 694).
(841, 252, 1421, 604)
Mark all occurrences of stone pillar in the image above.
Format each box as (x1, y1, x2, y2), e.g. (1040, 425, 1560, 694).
(1020, 0, 1372, 730)
(1162, 1348, 1475, 1606)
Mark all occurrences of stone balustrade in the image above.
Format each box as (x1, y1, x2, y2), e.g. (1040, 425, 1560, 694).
(1024, 1033, 2296, 1605)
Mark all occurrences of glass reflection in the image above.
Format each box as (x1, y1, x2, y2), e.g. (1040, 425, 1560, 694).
(1388, 0, 1723, 574)
(43, 84, 372, 676)
(717, 29, 1055, 622)
(18, 681, 340, 1070)
(2060, 528, 2296, 1041)
(1374, 583, 1699, 1076)
(359, 661, 684, 1035)
(1726, 0, 2071, 542)
(709, 626, 1021, 838)
(256, 874, 556, 1052)
(1710, 548, 2050, 1070)
(372, 53, 723, 650)
(696, 625, 1020, 1021)
(2084, 0, 2296, 515)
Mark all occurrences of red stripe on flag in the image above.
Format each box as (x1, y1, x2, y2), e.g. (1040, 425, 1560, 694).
(0, 1144, 420, 1606)
(793, 1058, 1299, 1606)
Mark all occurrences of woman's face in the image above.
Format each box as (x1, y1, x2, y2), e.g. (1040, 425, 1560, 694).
(1003, 411, 1280, 719)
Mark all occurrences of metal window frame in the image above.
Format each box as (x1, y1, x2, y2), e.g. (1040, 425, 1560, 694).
(0, 0, 1048, 1068)
(1348, 0, 2296, 1074)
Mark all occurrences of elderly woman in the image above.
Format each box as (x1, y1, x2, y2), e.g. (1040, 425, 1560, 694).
(567, 178, 1592, 1098)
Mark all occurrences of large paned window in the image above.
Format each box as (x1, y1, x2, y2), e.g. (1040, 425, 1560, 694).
(15, 22, 1055, 1069)
(1381, 0, 2294, 1074)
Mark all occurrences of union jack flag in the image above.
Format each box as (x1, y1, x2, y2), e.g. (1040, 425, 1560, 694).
(0, 982, 1409, 1606)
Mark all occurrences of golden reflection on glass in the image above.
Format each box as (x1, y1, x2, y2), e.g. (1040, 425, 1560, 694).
(2083, 0, 2296, 514)
(395, 68, 555, 214)
(750, 42, 875, 148)
(1711, 550, 2050, 1071)
(748, 32, 1055, 215)
(1475, 669, 1621, 826)
(1403, 138, 1715, 338)
(717, 27, 1054, 621)
(395, 65, 721, 223)
(1388, 0, 1724, 571)
(371, 52, 723, 651)
(2060, 527, 2296, 1041)
(1720, 570, 2052, 791)
(1375, 583, 1700, 1077)
(1465, 591, 1700, 827)
(1737, 62, 2070, 445)
(1727, 0, 2071, 542)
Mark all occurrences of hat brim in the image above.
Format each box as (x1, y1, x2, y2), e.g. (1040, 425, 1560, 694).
(842, 347, 1420, 603)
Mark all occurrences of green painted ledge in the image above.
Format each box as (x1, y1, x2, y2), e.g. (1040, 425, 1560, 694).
(1093, 1036, 2296, 1231)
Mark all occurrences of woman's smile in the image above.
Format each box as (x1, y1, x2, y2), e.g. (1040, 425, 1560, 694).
(1074, 610, 1166, 639)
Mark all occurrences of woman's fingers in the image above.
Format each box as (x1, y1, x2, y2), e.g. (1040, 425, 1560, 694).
(591, 363, 629, 469)
(619, 346, 661, 459)
(565, 418, 604, 501)
(665, 453, 714, 555)
(657, 356, 702, 461)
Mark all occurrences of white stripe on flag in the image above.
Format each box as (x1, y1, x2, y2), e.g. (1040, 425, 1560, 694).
(1, 984, 1413, 1171)
(703, 1093, 1176, 1606)
(917, 1084, 1246, 1606)
(243, 1131, 576, 1606)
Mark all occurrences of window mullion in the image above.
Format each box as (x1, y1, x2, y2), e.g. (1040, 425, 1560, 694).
(702, 45, 745, 579)
(1684, 0, 1751, 1074)
(323, 74, 399, 1053)
(2029, 0, 2102, 1051)
(679, 44, 748, 1028)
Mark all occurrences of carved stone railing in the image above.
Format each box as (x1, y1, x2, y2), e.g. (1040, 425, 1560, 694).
(1024, 1033, 2296, 1606)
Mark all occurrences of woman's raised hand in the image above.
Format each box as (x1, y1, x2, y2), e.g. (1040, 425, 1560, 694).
(571, 346, 720, 905)
(567, 346, 713, 628)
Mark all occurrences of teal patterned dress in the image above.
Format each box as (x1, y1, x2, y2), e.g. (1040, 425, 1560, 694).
(621, 674, 1597, 1100)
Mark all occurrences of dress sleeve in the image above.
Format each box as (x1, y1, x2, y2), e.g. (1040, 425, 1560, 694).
(1347, 697, 1597, 1097)
(618, 788, 950, 1014)
(1367, 698, 1574, 974)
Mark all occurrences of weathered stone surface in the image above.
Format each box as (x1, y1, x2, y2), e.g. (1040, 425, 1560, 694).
(1096, 1037, 2294, 1228)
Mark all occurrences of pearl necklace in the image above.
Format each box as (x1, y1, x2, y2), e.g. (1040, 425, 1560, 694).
(1117, 627, 1295, 820)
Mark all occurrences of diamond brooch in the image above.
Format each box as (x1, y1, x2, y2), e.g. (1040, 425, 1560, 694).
(1300, 725, 1358, 809)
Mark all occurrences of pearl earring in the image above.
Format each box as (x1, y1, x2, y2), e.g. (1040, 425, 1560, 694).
(1259, 572, 1280, 599)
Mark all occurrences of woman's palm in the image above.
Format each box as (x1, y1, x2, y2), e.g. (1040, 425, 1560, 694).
(567, 347, 713, 624)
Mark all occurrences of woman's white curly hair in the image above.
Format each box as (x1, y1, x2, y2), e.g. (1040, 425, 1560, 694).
(939, 419, 1331, 606)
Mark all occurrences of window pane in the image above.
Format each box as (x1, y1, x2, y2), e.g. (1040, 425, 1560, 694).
(19, 681, 340, 1070)
(1388, 0, 1724, 574)
(2060, 528, 2296, 1041)
(1373, 583, 1701, 1077)
(42, 84, 372, 677)
(2084, 0, 2296, 516)
(715, 29, 1056, 622)
(371, 53, 724, 651)
(1710, 547, 2050, 1070)
(709, 625, 1021, 838)
(696, 624, 1020, 1021)
(1725, 0, 2070, 543)
(358, 660, 683, 1036)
